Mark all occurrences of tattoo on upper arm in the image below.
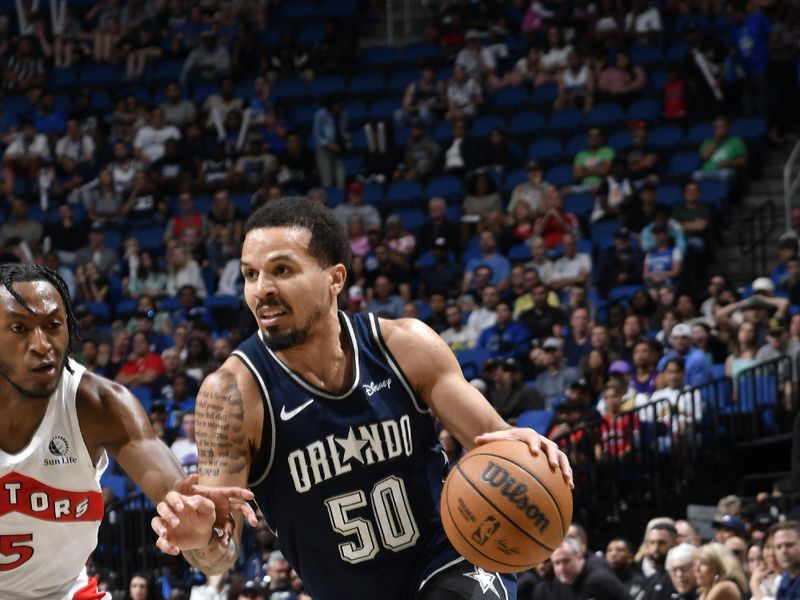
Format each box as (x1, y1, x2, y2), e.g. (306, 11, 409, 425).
(195, 371, 248, 478)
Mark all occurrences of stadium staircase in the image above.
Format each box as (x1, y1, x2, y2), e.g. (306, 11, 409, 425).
(360, 0, 433, 48)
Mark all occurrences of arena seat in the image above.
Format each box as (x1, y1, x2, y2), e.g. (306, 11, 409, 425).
(517, 409, 554, 433)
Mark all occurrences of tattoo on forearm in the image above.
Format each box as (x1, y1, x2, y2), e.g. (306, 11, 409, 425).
(184, 540, 237, 574)
(195, 370, 248, 478)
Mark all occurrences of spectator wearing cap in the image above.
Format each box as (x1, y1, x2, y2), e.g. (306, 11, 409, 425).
(333, 180, 381, 230)
(550, 232, 592, 292)
(773, 235, 799, 289)
(462, 231, 511, 292)
(779, 257, 800, 306)
(643, 223, 683, 291)
(657, 323, 712, 385)
(755, 317, 800, 410)
(641, 204, 686, 254)
(180, 30, 231, 86)
(395, 63, 445, 129)
(312, 95, 348, 189)
(508, 160, 549, 218)
(417, 237, 462, 298)
(488, 357, 544, 423)
(593, 226, 644, 294)
(402, 120, 440, 181)
(418, 197, 460, 254)
(534, 337, 579, 409)
(74, 221, 120, 278)
(440, 302, 477, 350)
(715, 277, 789, 340)
(533, 188, 581, 250)
(476, 301, 531, 361)
(713, 515, 747, 544)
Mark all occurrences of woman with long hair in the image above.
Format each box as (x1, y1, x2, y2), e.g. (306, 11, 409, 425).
(750, 531, 782, 600)
(582, 348, 611, 400)
(725, 321, 759, 381)
(694, 542, 748, 600)
(124, 249, 168, 299)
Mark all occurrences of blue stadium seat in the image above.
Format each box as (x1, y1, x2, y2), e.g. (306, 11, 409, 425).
(319, 0, 358, 17)
(400, 42, 438, 63)
(115, 298, 137, 319)
(731, 117, 766, 143)
(100, 474, 128, 501)
(591, 220, 622, 250)
(324, 187, 344, 208)
(349, 129, 369, 152)
(445, 205, 462, 222)
(394, 209, 426, 232)
(414, 300, 432, 321)
(470, 115, 505, 138)
(154, 59, 182, 84)
(394, 126, 410, 147)
(649, 125, 683, 149)
(425, 175, 463, 201)
(563, 192, 594, 222)
(665, 42, 689, 63)
(79, 65, 117, 88)
(629, 44, 663, 67)
(584, 103, 623, 129)
(310, 75, 345, 97)
(608, 130, 633, 152)
(270, 78, 308, 102)
(257, 28, 282, 49)
(698, 179, 727, 211)
(130, 386, 154, 411)
(517, 409, 554, 433)
(492, 86, 529, 111)
(608, 285, 645, 303)
(90, 91, 112, 112)
(546, 163, 574, 187)
(344, 100, 367, 123)
(232, 193, 251, 213)
(432, 121, 454, 143)
(686, 121, 714, 146)
(646, 70, 668, 95)
(656, 184, 682, 207)
(159, 296, 181, 312)
(509, 111, 544, 139)
(527, 138, 563, 164)
(345, 155, 364, 177)
(361, 46, 397, 68)
(52, 67, 77, 89)
(298, 22, 326, 45)
(130, 227, 164, 253)
(288, 103, 319, 128)
(363, 183, 384, 206)
(508, 244, 532, 262)
(79, 302, 111, 324)
(626, 99, 661, 123)
(455, 348, 491, 380)
(281, 0, 316, 20)
(545, 107, 583, 134)
(385, 181, 422, 207)
(368, 98, 401, 120)
(387, 70, 418, 93)
(564, 134, 588, 157)
(205, 295, 241, 329)
(4, 95, 31, 115)
(503, 169, 527, 192)
(666, 152, 701, 180)
(531, 82, 558, 106)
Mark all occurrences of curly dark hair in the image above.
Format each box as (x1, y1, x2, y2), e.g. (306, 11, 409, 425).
(243, 196, 351, 269)
(0, 263, 79, 371)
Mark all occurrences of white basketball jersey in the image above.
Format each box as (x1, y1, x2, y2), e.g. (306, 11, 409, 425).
(0, 359, 110, 599)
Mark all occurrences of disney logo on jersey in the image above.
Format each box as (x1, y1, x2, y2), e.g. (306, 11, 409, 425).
(0, 472, 104, 522)
(362, 378, 392, 397)
(44, 435, 77, 466)
(288, 415, 413, 493)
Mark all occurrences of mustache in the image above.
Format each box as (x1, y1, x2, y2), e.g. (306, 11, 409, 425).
(256, 299, 290, 312)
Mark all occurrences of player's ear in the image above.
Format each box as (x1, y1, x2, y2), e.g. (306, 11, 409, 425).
(328, 263, 347, 296)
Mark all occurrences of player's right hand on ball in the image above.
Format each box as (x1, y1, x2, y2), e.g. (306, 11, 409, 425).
(152, 491, 217, 555)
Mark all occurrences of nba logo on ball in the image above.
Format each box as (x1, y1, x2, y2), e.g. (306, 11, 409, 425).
(441, 440, 572, 573)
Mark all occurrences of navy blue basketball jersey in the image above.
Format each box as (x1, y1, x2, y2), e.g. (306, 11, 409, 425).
(232, 312, 462, 600)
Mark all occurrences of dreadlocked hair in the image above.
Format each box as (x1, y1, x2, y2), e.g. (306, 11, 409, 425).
(0, 263, 79, 372)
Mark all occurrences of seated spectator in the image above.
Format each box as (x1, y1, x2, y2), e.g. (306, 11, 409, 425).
(170, 411, 198, 471)
(606, 538, 647, 597)
(75, 261, 109, 303)
(424, 292, 448, 333)
(476, 301, 531, 361)
(625, 0, 663, 42)
(456, 30, 497, 84)
(582, 348, 612, 400)
(275, 131, 314, 192)
(755, 318, 800, 405)
(619, 315, 644, 364)
(513, 267, 558, 318)
(333, 181, 382, 230)
(692, 322, 727, 365)
(643, 224, 684, 290)
(535, 338, 579, 409)
(639, 523, 678, 595)
(507, 200, 538, 244)
(693, 116, 748, 185)
(555, 50, 595, 113)
(124, 249, 168, 299)
(312, 95, 348, 189)
(418, 197, 460, 255)
(446, 64, 483, 120)
(133, 107, 180, 165)
(590, 160, 634, 224)
(489, 358, 544, 423)
(440, 302, 477, 350)
(180, 30, 231, 86)
(631, 340, 660, 397)
(366, 275, 404, 319)
(479, 128, 517, 175)
(693, 543, 747, 600)
(594, 227, 644, 293)
(418, 237, 462, 298)
(467, 285, 500, 340)
(159, 82, 196, 128)
(462, 231, 511, 292)
(463, 172, 503, 231)
(573, 128, 615, 189)
(502, 47, 549, 88)
(540, 26, 573, 77)
(715, 278, 788, 340)
(121, 169, 168, 224)
(781, 257, 800, 305)
(527, 235, 556, 284)
(564, 307, 592, 367)
(658, 323, 712, 386)
(508, 160, 549, 217)
(533, 188, 581, 250)
(395, 63, 445, 128)
(166, 244, 207, 298)
(184, 336, 213, 384)
(548, 536, 630, 597)
(384, 215, 416, 258)
(665, 544, 699, 599)
(772, 233, 799, 287)
(624, 123, 661, 188)
(55, 117, 96, 181)
(673, 181, 711, 263)
(114, 331, 166, 389)
(109, 141, 141, 195)
(519, 283, 567, 341)
(80, 170, 123, 226)
(347, 216, 370, 258)
(74, 222, 119, 278)
(597, 380, 640, 461)
(401, 120, 440, 181)
(3, 117, 50, 195)
(664, 64, 688, 122)
(624, 182, 659, 233)
(598, 50, 646, 102)
(365, 241, 411, 300)
(2, 37, 46, 96)
(550, 232, 592, 291)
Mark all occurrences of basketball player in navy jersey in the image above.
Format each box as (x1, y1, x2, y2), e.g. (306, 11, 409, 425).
(152, 197, 573, 599)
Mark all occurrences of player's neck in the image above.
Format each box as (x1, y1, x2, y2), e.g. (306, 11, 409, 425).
(0, 394, 50, 454)
(275, 312, 352, 394)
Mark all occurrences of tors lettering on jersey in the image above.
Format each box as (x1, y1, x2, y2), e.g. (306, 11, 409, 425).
(0, 472, 104, 522)
(288, 416, 413, 493)
(280, 398, 315, 421)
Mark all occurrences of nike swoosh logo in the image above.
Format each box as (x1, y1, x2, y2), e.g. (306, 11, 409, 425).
(280, 399, 314, 421)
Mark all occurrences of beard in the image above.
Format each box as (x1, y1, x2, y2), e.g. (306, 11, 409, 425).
(0, 355, 67, 401)
(261, 301, 327, 352)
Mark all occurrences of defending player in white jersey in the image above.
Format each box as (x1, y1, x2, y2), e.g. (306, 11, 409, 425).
(0, 264, 256, 600)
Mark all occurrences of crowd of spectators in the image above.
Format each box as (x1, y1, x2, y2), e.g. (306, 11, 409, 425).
(1, 0, 800, 598)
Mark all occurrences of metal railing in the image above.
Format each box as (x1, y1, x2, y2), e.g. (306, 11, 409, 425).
(783, 139, 800, 234)
(738, 199, 778, 274)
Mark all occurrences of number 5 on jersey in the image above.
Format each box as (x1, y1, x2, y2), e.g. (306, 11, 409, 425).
(0, 534, 34, 570)
(325, 476, 420, 563)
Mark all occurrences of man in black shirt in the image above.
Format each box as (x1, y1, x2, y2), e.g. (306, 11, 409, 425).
(418, 236, 463, 298)
(518, 282, 566, 341)
(638, 523, 678, 599)
(418, 196, 460, 254)
(537, 537, 630, 599)
(594, 227, 644, 294)
(489, 358, 544, 423)
(606, 538, 646, 598)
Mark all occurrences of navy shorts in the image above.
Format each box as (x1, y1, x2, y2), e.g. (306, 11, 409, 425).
(416, 559, 517, 600)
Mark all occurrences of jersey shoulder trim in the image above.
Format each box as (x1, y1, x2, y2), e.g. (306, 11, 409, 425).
(231, 350, 276, 488)
(367, 314, 428, 415)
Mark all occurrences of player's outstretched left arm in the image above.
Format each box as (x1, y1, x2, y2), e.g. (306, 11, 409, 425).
(76, 372, 256, 555)
(380, 318, 573, 488)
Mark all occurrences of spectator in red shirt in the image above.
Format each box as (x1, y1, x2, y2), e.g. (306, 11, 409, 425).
(533, 187, 580, 250)
(115, 330, 166, 388)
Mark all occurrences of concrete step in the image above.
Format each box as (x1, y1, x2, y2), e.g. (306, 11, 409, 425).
(748, 180, 785, 195)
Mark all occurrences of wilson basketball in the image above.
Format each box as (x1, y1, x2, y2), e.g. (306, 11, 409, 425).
(440, 439, 572, 573)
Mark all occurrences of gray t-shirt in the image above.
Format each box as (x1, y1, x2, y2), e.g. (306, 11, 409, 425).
(754, 340, 800, 382)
